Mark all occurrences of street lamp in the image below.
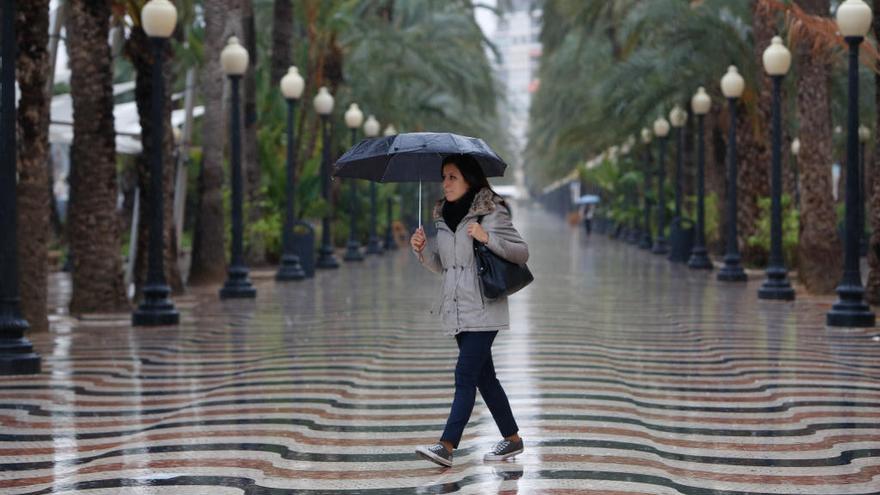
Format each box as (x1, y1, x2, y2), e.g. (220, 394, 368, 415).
(717, 65, 748, 282)
(363, 115, 383, 255)
(652, 116, 671, 255)
(689, 87, 713, 270)
(133, 0, 181, 323)
(858, 125, 870, 257)
(828, 0, 875, 326)
(791, 137, 801, 209)
(384, 124, 397, 137)
(639, 127, 653, 250)
(0, 0, 40, 374)
(219, 36, 256, 298)
(668, 105, 689, 262)
(344, 103, 365, 262)
(276, 66, 306, 281)
(758, 36, 795, 301)
(315, 86, 339, 269)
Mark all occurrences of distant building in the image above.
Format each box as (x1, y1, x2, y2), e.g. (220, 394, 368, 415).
(491, 0, 541, 194)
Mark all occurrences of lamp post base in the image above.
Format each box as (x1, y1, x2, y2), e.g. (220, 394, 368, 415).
(651, 237, 669, 255)
(687, 248, 713, 270)
(717, 255, 747, 281)
(344, 242, 364, 261)
(133, 284, 180, 326)
(366, 236, 383, 255)
(758, 266, 795, 300)
(316, 247, 340, 269)
(827, 283, 876, 327)
(0, 333, 41, 375)
(220, 265, 257, 298)
(639, 234, 652, 250)
(275, 254, 306, 281)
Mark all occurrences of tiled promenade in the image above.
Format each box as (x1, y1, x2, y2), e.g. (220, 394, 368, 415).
(1, 204, 879, 494)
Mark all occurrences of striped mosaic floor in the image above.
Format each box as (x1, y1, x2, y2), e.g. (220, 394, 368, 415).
(2, 205, 880, 494)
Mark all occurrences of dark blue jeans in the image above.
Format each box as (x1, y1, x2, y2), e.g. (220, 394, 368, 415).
(440, 331, 518, 449)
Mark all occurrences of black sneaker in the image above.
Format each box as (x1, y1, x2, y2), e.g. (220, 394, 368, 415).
(415, 443, 453, 467)
(483, 438, 524, 461)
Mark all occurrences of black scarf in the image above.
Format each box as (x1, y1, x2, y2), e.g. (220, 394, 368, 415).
(442, 189, 477, 232)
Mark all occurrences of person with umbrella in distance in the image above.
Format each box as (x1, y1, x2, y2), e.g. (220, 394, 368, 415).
(410, 153, 528, 468)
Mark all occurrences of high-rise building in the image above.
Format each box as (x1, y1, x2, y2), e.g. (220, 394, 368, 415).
(490, 0, 541, 194)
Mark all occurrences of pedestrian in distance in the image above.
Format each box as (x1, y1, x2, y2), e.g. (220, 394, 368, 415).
(410, 154, 528, 468)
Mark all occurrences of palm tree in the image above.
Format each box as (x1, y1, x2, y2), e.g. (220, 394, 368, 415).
(66, 0, 128, 314)
(242, 0, 265, 264)
(190, 0, 240, 285)
(866, 0, 880, 303)
(15, 0, 51, 331)
(793, 0, 841, 293)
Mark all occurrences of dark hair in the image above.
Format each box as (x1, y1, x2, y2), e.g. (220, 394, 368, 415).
(441, 154, 491, 193)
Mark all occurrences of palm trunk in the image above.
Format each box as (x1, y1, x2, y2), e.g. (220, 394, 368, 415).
(794, 0, 841, 293)
(738, 0, 776, 265)
(190, 0, 240, 285)
(125, 26, 184, 297)
(270, 0, 293, 86)
(66, 0, 128, 315)
(706, 107, 726, 254)
(865, 0, 880, 303)
(16, 0, 51, 331)
(241, 0, 265, 264)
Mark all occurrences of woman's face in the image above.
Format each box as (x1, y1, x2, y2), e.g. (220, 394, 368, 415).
(442, 163, 469, 202)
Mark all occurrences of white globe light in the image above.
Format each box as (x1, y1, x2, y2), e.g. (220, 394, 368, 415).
(363, 115, 380, 137)
(837, 0, 873, 38)
(384, 124, 397, 136)
(791, 138, 801, 155)
(220, 36, 249, 76)
(653, 116, 670, 138)
(691, 87, 711, 115)
(859, 125, 871, 142)
(345, 103, 364, 129)
(313, 86, 334, 115)
(762, 36, 791, 76)
(721, 66, 745, 99)
(669, 105, 688, 128)
(142, 0, 177, 38)
(280, 66, 304, 100)
(640, 127, 652, 144)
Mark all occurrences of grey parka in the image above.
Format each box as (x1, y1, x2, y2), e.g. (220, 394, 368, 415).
(415, 187, 529, 335)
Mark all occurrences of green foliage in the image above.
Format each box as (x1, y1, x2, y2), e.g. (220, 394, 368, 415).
(685, 192, 721, 246)
(747, 194, 800, 268)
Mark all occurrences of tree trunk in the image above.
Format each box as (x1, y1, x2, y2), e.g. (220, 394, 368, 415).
(794, 0, 841, 293)
(66, 0, 128, 315)
(706, 106, 726, 255)
(242, 0, 265, 264)
(15, 0, 51, 331)
(270, 0, 293, 86)
(737, 0, 776, 265)
(190, 0, 241, 285)
(865, 0, 880, 303)
(124, 26, 184, 297)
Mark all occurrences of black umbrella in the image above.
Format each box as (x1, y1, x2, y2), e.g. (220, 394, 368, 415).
(333, 132, 508, 227)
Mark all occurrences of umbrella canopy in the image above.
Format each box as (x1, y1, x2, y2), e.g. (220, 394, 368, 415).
(575, 194, 600, 205)
(333, 132, 507, 183)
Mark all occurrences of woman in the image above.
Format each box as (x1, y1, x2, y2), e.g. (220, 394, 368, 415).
(410, 154, 529, 468)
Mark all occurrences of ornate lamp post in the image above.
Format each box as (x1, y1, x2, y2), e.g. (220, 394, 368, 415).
(0, 0, 40, 374)
(717, 66, 748, 282)
(219, 36, 256, 298)
(757, 36, 795, 301)
(828, 0, 875, 326)
(276, 66, 306, 281)
(652, 116, 671, 255)
(688, 87, 713, 269)
(363, 115, 383, 254)
(639, 128, 653, 250)
(134, 0, 181, 323)
(668, 105, 689, 261)
(315, 87, 339, 269)
(859, 125, 870, 256)
(343, 103, 365, 262)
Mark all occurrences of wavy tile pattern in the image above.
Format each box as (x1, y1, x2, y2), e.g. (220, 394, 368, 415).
(2, 207, 879, 494)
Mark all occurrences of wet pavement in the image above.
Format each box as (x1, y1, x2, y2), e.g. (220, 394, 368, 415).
(2, 203, 879, 494)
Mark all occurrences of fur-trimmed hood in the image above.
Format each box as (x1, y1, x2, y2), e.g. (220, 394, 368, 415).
(432, 187, 502, 222)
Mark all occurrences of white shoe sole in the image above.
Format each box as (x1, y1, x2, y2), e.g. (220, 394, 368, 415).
(415, 447, 453, 467)
(483, 447, 523, 461)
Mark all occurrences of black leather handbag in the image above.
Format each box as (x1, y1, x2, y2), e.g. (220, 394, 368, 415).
(473, 217, 533, 299)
